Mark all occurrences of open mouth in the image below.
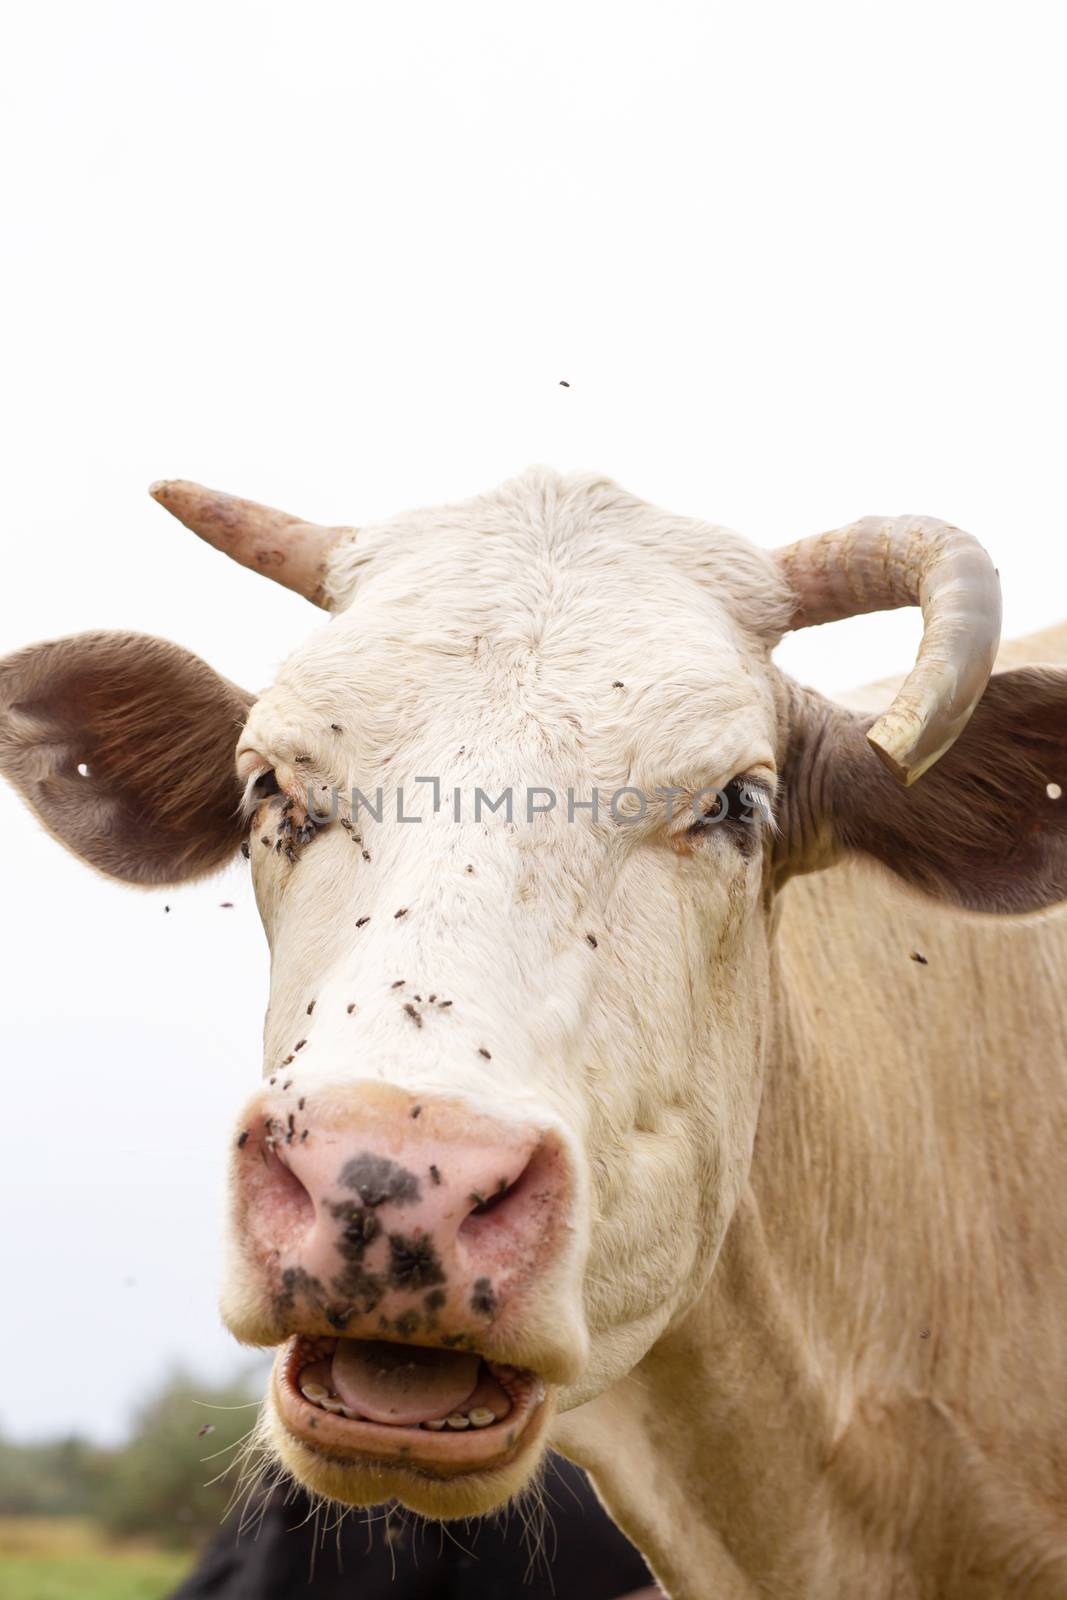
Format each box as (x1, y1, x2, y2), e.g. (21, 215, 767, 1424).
(276, 1334, 548, 1476)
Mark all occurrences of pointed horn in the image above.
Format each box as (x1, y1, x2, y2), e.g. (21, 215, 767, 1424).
(775, 516, 1002, 785)
(149, 480, 353, 608)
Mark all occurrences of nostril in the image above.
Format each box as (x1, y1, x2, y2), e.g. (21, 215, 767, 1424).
(267, 1148, 316, 1228)
(242, 1122, 316, 1255)
(457, 1153, 536, 1241)
(469, 1181, 513, 1217)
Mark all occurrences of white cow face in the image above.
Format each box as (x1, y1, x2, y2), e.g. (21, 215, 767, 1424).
(220, 473, 788, 1511)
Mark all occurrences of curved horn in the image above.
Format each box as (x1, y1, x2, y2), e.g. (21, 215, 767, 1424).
(149, 480, 353, 608)
(775, 516, 1002, 785)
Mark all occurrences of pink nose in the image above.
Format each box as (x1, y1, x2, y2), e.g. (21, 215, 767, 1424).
(233, 1086, 570, 1347)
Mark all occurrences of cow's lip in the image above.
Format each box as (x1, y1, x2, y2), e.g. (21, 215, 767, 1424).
(273, 1335, 549, 1477)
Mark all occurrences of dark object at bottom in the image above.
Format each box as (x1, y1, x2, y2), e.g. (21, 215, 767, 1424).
(169, 1452, 653, 1599)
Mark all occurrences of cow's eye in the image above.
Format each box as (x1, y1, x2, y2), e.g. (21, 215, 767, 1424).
(689, 777, 772, 836)
(250, 768, 281, 801)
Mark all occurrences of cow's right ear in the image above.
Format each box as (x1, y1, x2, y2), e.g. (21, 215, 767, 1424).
(776, 667, 1067, 915)
(0, 631, 253, 887)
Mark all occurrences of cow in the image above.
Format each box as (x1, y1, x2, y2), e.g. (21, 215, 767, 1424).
(2, 468, 1066, 1600)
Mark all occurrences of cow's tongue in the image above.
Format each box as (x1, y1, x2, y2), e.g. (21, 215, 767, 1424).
(331, 1339, 481, 1425)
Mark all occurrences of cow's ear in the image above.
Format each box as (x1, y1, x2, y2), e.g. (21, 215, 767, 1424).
(0, 631, 253, 887)
(777, 668, 1067, 914)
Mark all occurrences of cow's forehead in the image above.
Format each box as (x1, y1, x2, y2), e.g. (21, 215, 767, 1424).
(242, 470, 788, 779)
(322, 468, 789, 630)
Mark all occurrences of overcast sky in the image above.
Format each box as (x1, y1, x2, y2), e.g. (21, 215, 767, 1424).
(1, 1, 1064, 1443)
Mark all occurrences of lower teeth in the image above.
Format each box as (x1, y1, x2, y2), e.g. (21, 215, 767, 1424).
(299, 1384, 493, 1430)
(295, 1353, 518, 1432)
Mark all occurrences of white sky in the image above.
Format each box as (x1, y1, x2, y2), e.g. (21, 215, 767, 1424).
(1, 1, 1064, 1443)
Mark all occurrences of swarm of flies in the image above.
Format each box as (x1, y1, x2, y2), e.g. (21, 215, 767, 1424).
(241, 761, 373, 869)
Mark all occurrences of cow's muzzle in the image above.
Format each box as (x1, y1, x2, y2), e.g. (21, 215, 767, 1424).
(221, 1081, 585, 1504)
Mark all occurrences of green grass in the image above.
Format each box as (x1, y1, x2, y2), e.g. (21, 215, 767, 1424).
(0, 1520, 192, 1600)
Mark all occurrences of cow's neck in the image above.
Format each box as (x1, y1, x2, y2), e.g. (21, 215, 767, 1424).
(552, 951, 845, 1598)
(553, 1208, 835, 1599)
(552, 1204, 840, 1597)
(556, 863, 1067, 1597)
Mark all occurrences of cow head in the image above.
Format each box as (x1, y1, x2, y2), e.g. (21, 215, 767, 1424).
(3, 470, 1065, 1518)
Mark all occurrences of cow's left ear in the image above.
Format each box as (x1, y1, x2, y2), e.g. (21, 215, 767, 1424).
(776, 668, 1067, 914)
(0, 631, 253, 887)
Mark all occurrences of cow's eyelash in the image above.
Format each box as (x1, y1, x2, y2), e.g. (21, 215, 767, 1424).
(739, 778, 777, 831)
(689, 776, 778, 835)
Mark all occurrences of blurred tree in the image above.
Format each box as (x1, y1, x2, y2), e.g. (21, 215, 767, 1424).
(0, 1368, 264, 1543)
(0, 1431, 110, 1516)
(97, 1367, 263, 1549)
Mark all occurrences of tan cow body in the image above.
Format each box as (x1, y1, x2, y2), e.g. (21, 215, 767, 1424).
(559, 628, 1067, 1598)
(2, 474, 1065, 1599)
(564, 879, 1067, 1596)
